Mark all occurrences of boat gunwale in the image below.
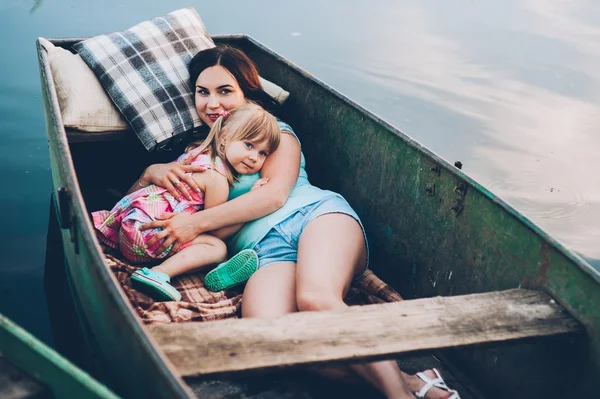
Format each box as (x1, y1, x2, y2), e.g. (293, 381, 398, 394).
(37, 37, 193, 398)
(0, 314, 119, 399)
(221, 34, 600, 287)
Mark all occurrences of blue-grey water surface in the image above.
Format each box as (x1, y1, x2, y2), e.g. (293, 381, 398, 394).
(1, 0, 599, 346)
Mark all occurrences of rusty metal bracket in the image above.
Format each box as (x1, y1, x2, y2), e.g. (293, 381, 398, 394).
(56, 187, 79, 254)
(451, 181, 468, 216)
(425, 183, 436, 196)
(70, 215, 80, 255)
(425, 165, 440, 196)
(57, 187, 72, 230)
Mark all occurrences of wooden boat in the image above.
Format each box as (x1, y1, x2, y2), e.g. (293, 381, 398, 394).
(37, 35, 600, 399)
(0, 313, 118, 398)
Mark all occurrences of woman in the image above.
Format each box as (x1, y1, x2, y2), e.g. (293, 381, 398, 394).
(135, 46, 459, 399)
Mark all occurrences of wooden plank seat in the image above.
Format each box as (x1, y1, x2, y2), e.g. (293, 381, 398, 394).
(149, 289, 581, 377)
(66, 128, 133, 143)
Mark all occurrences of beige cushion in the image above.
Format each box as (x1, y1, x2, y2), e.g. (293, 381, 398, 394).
(38, 38, 130, 132)
(38, 34, 289, 137)
(260, 77, 289, 104)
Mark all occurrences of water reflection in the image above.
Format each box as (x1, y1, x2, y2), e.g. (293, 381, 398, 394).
(1, 0, 599, 345)
(328, 0, 600, 259)
(524, 0, 600, 60)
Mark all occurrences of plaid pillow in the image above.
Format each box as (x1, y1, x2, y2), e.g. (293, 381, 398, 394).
(73, 8, 214, 150)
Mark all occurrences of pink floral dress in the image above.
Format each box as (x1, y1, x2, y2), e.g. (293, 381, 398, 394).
(92, 148, 227, 263)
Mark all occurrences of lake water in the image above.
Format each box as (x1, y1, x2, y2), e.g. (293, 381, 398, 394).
(1, 0, 599, 346)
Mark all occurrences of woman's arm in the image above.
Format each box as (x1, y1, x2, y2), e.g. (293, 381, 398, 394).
(142, 132, 301, 253)
(127, 162, 209, 201)
(208, 177, 269, 240)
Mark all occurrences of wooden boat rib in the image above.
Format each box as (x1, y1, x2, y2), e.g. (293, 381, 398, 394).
(38, 34, 600, 399)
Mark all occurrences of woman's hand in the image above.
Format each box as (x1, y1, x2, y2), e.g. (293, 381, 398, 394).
(138, 162, 207, 201)
(140, 212, 202, 254)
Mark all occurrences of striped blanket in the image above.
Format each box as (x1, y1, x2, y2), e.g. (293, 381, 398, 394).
(102, 246, 403, 324)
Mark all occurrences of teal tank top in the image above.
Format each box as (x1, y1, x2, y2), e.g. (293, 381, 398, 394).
(227, 121, 336, 252)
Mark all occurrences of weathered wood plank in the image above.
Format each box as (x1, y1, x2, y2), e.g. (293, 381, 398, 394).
(149, 289, 581, 377)
(66, 128, 132, 143)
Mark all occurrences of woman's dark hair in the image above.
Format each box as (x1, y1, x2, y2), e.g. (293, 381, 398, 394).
(188, 46, 279, 114)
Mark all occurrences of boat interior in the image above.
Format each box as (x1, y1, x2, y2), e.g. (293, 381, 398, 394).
(39, 36, 598, 399)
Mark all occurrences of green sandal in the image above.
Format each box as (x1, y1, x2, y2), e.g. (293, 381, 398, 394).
(131, 267, 182, 302)
(204, 249, 259, 292)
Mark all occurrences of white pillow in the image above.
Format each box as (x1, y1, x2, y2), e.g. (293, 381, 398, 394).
(39, 37, 130, 132)
(260, 77, 289, 105)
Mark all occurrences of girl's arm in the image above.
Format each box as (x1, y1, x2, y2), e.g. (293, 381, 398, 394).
(196, 170, 229, 209)
(141, 132, 301, 253)
(210, 224, 243, 241)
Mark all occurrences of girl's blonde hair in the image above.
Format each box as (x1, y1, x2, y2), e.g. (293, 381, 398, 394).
(185, 102, 280, 186)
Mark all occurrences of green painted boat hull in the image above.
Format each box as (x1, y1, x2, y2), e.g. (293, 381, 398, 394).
(0, 314, 118, 398)
(38, 35, 600, 398)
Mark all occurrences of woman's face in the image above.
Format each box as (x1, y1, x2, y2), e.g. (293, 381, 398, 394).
(194, 65, 247, 127)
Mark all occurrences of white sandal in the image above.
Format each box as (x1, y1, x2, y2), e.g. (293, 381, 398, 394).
(415, 368, 461, 399)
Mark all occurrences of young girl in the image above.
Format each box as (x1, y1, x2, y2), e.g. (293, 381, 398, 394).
(92, 103, 280, 301)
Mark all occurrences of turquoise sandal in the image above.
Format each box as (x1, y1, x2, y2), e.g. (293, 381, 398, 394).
(131, 267, 182, 302)
(204, 249, 259, 292)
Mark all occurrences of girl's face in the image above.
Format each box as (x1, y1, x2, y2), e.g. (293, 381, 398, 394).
(224, 136, 272, 175)
(195, 65, 247, 127)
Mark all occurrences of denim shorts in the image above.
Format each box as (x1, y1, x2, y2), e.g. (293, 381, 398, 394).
(253, 195, 369, 278)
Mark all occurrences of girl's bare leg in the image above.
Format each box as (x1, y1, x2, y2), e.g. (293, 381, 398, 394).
(152, 234, 227, 278)
(295, 213, 413, 399)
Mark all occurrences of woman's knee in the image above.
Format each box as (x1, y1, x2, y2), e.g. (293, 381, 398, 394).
(296, 290, 345, 312)
(242, 301, 293, 319)
(242, 263, 298, 318)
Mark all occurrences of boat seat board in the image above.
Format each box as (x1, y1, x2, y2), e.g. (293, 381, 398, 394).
(149, 289, 581, 377)
(66, 128, 132, 143)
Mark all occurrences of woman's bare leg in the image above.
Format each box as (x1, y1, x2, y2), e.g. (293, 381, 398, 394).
(241, 219, 453, 399)
(295, 213, 413, 399)
(152, 234, 227, 278)
(403, 370, 457, 399)
(242, 262, 298, 318)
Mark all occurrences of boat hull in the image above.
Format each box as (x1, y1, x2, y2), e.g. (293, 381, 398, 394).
(39, 35, 600, 398)
(0, 314, 117, 398)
